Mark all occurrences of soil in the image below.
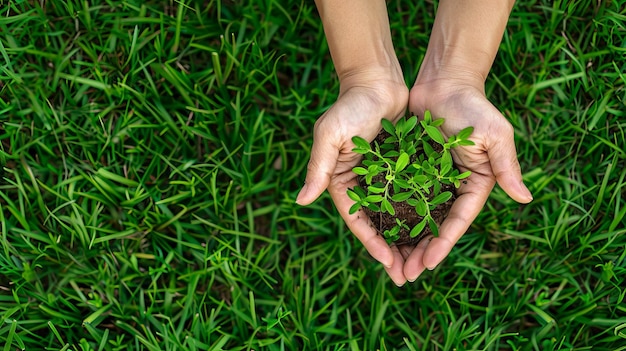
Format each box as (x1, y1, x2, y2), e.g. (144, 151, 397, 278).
(359, 130, 457, 247)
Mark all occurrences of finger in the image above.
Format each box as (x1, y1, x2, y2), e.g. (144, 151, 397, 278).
(487, 123, 533, 203)
(328, 175, 394, 268)
(296, 128, 339, 206)
(385, 245, 408, 287)
(398, 244, 413, 260)
(402, 237, 432, 282)
(422, 174, 494, 270)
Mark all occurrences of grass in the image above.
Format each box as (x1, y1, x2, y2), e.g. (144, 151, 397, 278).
(0, 0, 625, 350)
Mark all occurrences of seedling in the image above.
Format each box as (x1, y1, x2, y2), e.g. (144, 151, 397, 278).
(347, 112, 474, 244)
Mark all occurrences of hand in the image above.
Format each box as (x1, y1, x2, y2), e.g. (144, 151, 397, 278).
(400, 79, 533, 282)
(296, 77, 410, 286)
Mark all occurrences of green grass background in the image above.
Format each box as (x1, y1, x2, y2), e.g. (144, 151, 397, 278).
(1, 0, 625, 350)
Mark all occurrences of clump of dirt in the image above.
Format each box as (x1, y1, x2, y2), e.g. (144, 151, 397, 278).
(358, 130, 456, 246)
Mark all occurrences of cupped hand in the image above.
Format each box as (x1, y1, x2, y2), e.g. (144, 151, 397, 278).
(401, 80, 533, 282)
(296, 79, 410, 286)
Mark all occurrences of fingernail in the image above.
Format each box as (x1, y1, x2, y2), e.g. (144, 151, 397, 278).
(525, 190, 533, 201)
(295, 184, 308, 205)
(408, 278, 416, 283)
(426, 265, 437, 271)
(380, 257, 393, 269)
(521, 182, 533, 201)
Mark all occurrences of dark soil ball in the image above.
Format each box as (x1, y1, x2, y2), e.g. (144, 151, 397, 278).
(358, 130, 457, 247)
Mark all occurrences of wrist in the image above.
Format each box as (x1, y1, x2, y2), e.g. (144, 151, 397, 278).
(338, 61, 405, 94)
(414, 59, 487, 98)
(337, 67, 410, 124)
(415, 0, 514, 91)
(315, 0, 403, 89)
(332, 36, 401, 84)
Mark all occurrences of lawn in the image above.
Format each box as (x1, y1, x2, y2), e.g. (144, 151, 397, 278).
(0, 0, 625, 350)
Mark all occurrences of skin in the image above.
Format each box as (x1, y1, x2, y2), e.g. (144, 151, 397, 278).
(296, 0, 533, 286)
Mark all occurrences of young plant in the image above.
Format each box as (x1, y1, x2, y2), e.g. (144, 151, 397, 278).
(347, 112, 474, 244)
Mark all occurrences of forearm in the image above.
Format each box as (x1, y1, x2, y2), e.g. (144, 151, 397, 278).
(416, 0, 515, 88)
(315, 0, 402, 87)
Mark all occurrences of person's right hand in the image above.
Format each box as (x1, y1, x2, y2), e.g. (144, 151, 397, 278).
(399, 78, 534, 282)
(296, 74, 411, 286)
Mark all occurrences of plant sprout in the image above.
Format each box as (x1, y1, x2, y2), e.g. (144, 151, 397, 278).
(347, 112, 474, 242)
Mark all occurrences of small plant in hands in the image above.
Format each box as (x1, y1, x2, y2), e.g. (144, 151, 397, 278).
(347, 112, 474, 245)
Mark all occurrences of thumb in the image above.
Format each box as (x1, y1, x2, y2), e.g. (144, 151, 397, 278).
(296, 138, 339, 206)
(488, 125, 533, 203)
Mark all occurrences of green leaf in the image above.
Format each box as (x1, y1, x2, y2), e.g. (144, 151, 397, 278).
(392, 181, 401, 194)
(349, 203, 361, 214)
(456, 126, 474, 141)
(395, 118, 405, 136)
(384, 225, 401, 239)
(367, 185, 386, 194)
(347, 189, 361, 202)
(396, 218, 409, 229)
(352, 167, 368, 175)
(422, 140, 435, 157)
(458, 139, 476, 146)
(382, 198, 395, 215)
(431, 118, 445, 128)
(367, 164, 382, 175)
(422, 160, 434, 174)
(383, 137, 398, 145)
(440, 151, 452, 176)
(363, 159, 384, 167)
(425, 125, 445, 145)
(367, 203, 381, 212)
(406, 198, 419, 207)
(352, 136, 371, 150)
(381, 118, 396, 136)
(423, 110, 432, 123)
(399, 140, 409, 153)
(394, 178, 411, 189)
(431, 191, 452, 205)
(383, 150, 399, 158)
(409, 219, 427, 238)
(415, 200, 427, 217)
(457, 171, 471, 180)
(353, 186, 367, 198)
(433, 180, 441, 195)
(412, 174, 428, 184)
(391, 191, 413, 202)
(396, 152, 409, 172)
(364, 195, 384, 203)
(428, 217, 439, 237)
(402, 116, 418, 135)
(405, 144, 417, 156)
